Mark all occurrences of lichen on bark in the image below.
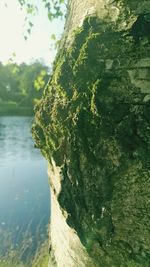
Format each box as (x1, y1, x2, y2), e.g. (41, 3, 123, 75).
(32, 2, 150, 266)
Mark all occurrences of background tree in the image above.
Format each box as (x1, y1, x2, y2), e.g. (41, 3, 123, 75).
(0, 61, 49, 115)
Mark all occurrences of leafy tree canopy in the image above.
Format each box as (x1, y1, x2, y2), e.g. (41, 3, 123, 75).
(0, 61, 49, 115)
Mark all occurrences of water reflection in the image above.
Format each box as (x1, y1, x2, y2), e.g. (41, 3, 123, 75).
(0, 116, 39, 162)
(0, 116, 49, 262)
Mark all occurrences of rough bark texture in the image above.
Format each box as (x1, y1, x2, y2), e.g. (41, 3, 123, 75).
(32, 0, 150, 266)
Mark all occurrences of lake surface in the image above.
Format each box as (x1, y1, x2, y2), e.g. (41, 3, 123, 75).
(0, 116, 50, 262)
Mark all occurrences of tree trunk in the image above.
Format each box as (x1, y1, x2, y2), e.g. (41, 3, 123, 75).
(32, 0, 150, 266)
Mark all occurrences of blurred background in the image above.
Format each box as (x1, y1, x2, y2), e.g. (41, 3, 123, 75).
(0, 0, 65, 266)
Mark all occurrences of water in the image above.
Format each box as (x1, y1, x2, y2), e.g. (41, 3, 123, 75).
(0, 116, 50, 263)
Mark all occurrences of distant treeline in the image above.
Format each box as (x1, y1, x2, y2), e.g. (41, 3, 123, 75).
(0, 61, 49, 115)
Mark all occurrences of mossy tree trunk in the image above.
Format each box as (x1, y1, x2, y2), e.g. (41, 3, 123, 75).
(32, 0, 150, 266)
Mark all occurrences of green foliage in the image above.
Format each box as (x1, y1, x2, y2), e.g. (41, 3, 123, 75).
(42, 0, 65, 21)
(34, 70, 47, 91)
(0, 61, 49, 115)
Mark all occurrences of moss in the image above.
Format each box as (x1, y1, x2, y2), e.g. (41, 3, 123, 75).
(33, 13, 150, 267)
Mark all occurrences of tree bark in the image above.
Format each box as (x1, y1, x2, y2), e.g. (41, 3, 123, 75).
(32, 0, 150, 266)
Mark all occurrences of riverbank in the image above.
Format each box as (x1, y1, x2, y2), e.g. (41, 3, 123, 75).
(0, 104, 33, 116)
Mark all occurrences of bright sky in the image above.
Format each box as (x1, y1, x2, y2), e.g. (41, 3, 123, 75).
(0, 0, 65, 66)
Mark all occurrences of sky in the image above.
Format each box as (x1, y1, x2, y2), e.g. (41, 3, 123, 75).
(0, 0, 65, 66)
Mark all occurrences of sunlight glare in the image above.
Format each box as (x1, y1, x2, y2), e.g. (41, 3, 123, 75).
(0, 0, 62, 65)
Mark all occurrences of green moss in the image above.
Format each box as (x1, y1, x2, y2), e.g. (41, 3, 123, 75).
(33, 14, 150, 267)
